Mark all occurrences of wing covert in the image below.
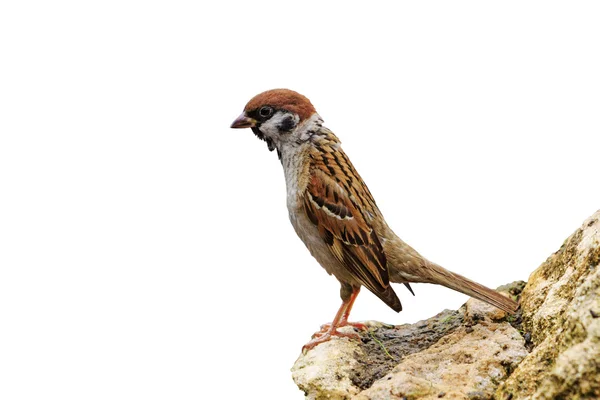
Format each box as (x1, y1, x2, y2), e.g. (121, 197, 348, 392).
(302, 167, 389, 294)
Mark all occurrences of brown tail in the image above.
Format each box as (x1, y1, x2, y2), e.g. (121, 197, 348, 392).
(423, 262, 519, 313)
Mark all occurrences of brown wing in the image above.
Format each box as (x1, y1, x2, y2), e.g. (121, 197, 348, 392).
(302, 146, 402, 312)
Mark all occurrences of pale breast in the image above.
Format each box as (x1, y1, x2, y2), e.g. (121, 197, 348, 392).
(288, 206, 338, 276)
(281, 143, 359, 284)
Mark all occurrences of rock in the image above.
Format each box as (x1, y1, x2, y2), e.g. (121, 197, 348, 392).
(291, 211, 600, 399)
(292, 330, 362, 400)
(292, 285, 527, 400)
(496, 211, 600, 399)
(356, 309, 527, 400)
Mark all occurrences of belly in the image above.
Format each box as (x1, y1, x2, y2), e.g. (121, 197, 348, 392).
(287, 200, 359, 285)
(281, 148, 358, 285)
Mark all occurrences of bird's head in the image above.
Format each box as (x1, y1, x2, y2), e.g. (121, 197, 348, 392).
(230, 89, 321, 155)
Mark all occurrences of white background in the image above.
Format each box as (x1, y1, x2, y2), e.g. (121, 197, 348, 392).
(1, 1, 599, 399)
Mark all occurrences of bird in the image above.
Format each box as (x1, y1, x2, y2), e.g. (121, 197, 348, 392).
(230, 89, 519, 352)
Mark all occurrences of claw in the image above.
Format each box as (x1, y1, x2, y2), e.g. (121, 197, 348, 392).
(313, 320, 368, 338)
(303, 328, 362, 353)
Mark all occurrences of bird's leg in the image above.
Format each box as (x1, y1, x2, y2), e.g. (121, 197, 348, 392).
(302, 295, 356, 352)
(303, 286, 367, 352)
(316, 286, 368, 333)
(337, 286, 368, 330)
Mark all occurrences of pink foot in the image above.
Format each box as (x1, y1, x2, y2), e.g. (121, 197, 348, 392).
(304, 321, 370, 352)
(303, 328, 361, 353)
(313, 321, 368, 338)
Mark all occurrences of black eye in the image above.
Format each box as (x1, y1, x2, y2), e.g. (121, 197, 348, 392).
(259, 106, 274, 118)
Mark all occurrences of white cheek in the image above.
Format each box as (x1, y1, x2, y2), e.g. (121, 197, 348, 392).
(260, 112, 290, 138)
(259, 119, 279, 137)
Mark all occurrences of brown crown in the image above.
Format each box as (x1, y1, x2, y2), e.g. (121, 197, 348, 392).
(244, 89, 316, 121)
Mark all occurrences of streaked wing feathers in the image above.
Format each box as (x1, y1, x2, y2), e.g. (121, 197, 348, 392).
(302, 164, 389, 295)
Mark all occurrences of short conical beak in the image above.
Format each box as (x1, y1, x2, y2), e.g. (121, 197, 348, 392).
(230, 113, 257, 129)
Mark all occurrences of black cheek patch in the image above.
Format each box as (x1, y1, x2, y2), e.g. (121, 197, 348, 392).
(277, 116, 297, 133)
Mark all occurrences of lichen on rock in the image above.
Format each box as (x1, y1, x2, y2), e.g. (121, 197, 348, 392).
(496, 212, 600, 400)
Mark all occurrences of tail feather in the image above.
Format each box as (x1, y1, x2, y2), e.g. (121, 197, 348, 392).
(424, 263, 519, 313)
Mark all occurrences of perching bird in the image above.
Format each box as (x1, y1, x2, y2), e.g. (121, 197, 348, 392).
(230, 89, 518, 351)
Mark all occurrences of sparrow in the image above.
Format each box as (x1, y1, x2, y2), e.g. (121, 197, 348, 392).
(230, 89, 518, 351)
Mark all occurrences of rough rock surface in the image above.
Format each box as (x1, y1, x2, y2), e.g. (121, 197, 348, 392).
(291, 211, 600, 399)
(496, 211, 600, 399)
